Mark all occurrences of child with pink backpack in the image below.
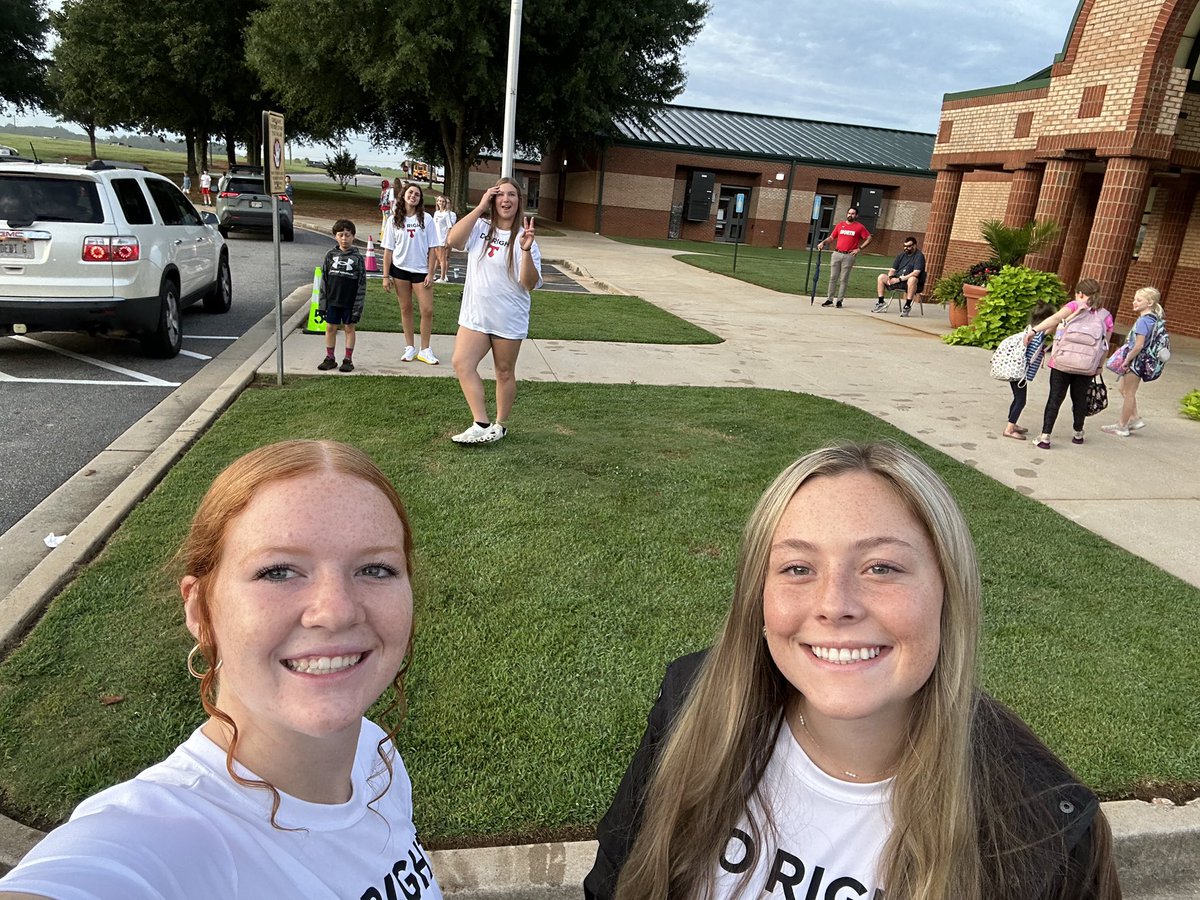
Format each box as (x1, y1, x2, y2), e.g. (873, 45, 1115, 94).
(1024, 278, 1113, 449)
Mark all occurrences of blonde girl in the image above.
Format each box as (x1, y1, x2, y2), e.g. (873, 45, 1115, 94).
(1102, 286, 1164, 437)
(445, 177, 541, 445)
(432, 195, 457, 282)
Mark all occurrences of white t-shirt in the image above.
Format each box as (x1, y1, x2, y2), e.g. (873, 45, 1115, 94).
(383, 213, 441, 273)
(432, 209, 457, 245)
(199, 172, 211, 189)
(711, 724, 891, 899)
(458, 219, 543, 340)
(0, 720, 443, 900)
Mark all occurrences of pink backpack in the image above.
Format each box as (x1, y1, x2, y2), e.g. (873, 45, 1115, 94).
(1051, 307, 1108, 374)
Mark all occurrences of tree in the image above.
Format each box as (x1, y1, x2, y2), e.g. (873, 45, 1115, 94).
(0, 0, 48, 111)
(324, 149, 358, 190)
(246, 0, 708, 211)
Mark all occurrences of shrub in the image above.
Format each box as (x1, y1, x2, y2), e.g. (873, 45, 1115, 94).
(931, 271, 968, 307)
(943, 265, 1067, 348)
(1182, 390, 1200, 421)
(964, 260, 1001, 287)
(323, 149, 358, 190)
(979, 219, 1059, 267)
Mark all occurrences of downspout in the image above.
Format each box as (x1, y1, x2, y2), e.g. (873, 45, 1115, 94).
(777, 159, 797, 249)
(594, 143, 608, 234)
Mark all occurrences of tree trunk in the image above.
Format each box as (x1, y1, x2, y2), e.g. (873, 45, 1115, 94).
(440, 118, 471, 215)
(225, 133, 236, 167)
(185, 128, 196, 179)
(199, 132, 210, 173)
(86, 123, 97, 159)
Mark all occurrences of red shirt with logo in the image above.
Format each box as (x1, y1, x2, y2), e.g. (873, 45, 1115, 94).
(830, 220, 871, 252)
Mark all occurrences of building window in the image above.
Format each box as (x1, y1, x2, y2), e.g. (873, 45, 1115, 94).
(1014, 112, 1033, 139)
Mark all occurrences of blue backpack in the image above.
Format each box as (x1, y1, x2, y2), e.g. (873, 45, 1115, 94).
(1131, 316, 1170, 382)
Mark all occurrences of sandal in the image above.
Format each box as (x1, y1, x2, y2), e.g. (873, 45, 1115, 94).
(1003, 429, 1026, 440)
(1013, 425, 1029, 434)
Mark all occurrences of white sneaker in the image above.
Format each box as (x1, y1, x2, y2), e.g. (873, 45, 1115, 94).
(483, 423, 507, 442)
(416, 347, 439, 365)
(451, 423, 491, 444)
(401, 345, 417, 362)
(1128, 418, 1146, 431)
(871, 300, 887, 313)
(1101, 423, 1131, 437)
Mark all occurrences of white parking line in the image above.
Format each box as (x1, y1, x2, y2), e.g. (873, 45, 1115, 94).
(0, 373, 180, 386)
(178, 348, 212, 360)
(186, 335, 239, 341)
(10, 336, 179, 386)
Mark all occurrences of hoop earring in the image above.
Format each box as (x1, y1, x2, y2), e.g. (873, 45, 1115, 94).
(187, 644, 221, 679)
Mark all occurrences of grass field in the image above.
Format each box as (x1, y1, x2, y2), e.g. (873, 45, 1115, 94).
(611, 236, 917, 304)
(356, 281, 721, 344)
(0, 376, 1195, 843)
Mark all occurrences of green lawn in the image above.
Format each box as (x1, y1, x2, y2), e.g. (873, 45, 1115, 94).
(356, 281, 721, 344)
(0, 377, 1196, 843)
(611, 236, 909, 302)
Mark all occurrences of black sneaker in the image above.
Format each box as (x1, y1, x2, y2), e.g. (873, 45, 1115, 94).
(821, 299, 834, 307)
(317, 357, 337, 371)
(339, 359, 355, 373)
(835, 301, 843, 308)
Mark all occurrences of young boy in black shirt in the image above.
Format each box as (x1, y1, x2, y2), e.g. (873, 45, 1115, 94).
(318, 219, 368, 372)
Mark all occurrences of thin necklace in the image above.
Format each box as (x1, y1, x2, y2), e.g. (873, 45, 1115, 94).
(795, 712, 894, 782)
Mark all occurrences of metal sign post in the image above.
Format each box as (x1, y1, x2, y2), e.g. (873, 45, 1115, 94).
(804, 194, 822, 299)
(264, 110, 286, 385)
(500, 0, 523, 178)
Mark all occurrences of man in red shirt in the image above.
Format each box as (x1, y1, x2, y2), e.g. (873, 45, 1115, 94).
(817, 207, 872, 307)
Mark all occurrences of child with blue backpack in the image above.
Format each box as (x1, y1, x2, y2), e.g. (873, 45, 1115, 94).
(1003, 301, 1056, 440)
(1102, 286, 1167, 437)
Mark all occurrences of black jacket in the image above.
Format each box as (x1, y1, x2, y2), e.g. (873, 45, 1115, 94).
(584, 651, 1113, 900)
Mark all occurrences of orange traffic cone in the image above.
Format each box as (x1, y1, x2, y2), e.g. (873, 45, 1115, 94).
(365, 235, 378, 272)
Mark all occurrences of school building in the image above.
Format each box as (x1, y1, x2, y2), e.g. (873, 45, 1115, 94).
(536, 105, 936, 258)
(926, 0, 1200, 338)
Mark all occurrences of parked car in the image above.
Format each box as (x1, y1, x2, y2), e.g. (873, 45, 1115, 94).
(0, 145, 19, 157)
(356, 165, 381, 176)
(214, 172, 294, 241)
(0, 160, 231, 357)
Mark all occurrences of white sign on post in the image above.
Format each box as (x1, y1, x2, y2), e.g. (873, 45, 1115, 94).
(263, 111, 286, 384)
(265, 111, 286, 194)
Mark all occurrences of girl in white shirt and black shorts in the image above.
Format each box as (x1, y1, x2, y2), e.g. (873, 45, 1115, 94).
(382, 182, 441, 365)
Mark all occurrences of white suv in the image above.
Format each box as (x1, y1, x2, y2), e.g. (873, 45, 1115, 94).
(0, 160, 232, 357)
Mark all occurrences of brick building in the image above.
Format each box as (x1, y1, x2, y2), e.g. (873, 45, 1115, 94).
(926, 0, 1200, 338)
(538, 105, 936, 256)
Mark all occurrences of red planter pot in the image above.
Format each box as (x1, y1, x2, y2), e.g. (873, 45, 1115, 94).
(962, 283, 988, 322)
(948, 303, 969, 328)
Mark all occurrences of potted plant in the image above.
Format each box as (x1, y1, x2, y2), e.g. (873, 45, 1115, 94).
(943, 265, 1067, 348)
(962, 220, 1059, 320)
(931, 271, 970, 328)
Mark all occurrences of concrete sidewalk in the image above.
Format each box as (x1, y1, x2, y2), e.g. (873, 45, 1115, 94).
(283, 224, 1200, 588)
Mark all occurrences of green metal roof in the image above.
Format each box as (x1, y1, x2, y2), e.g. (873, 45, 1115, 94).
(614, 105, 936, 175)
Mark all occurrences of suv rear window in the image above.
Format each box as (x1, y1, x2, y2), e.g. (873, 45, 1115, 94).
(224, 178, 266, 195)
(111, 178, 154, 225)
(0, 175, 103, 225)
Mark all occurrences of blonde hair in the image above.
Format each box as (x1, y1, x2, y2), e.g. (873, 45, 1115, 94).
(481, 176, 524, 280)
(1134, 286, 1165, 318)
(179, 440, 413, 827)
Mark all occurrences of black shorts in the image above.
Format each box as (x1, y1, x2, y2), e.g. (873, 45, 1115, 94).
(323, 305, 358, 325)
(387, 266, 426, 283)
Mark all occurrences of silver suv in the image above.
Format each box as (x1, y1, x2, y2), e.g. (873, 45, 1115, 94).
(0, 160, 232, 357)
(214, 166, 294, 241)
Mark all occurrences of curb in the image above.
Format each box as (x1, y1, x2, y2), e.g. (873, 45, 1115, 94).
(0, 287, 311, 655)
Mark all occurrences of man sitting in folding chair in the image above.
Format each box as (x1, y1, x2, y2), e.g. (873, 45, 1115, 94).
(873, 236, 926, 317)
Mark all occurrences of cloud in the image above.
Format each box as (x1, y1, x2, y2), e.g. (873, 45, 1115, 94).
(678, 0, 1080, 131)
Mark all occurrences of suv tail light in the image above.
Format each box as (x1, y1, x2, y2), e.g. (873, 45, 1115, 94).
(82, 236, 140, 262)
(219, 191, 239, 198)
(278, 194, 292, 203)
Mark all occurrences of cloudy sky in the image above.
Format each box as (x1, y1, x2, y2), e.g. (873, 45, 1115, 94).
(674, 0, 1081, 133)
(8, 0, 1081, 161)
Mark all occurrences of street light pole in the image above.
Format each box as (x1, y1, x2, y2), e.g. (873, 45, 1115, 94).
(500, 0, 523, 178)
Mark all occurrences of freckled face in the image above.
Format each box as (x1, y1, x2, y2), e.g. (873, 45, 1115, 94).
(182, 474, 412, 746)
(762, 472, 944, 733)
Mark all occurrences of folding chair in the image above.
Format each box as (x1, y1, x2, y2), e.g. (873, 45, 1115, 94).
(883, 278, 925, 317)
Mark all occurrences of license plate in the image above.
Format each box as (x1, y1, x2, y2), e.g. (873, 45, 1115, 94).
(0, 239, 33, 259)
(250, 200, 263, 208)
